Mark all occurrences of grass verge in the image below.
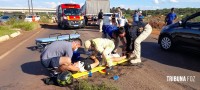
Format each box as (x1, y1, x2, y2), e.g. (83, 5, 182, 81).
(5, 18, 41, 31)
(12, 22, 40, 31)
(0, 26, 16, 36)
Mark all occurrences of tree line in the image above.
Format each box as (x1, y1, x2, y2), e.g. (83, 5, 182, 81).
(111, 7, 200, 18)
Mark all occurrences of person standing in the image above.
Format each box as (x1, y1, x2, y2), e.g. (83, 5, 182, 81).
(133, 10, 139, 23)
(124, 22, 137, 56)
(165, 8, 177, 25)
(98, 9, 104, 32)
(111, 13, 118, 26)
(84, 15, 88, 26)
(126, 21, 152, 64)
(139, 11, 144, 21)
(117, 7, 123, 27)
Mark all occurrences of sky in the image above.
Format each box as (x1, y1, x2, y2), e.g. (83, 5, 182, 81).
(0, 0, 199, 10)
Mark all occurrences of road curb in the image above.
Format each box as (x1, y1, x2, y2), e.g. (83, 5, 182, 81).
(10, 31, 21, 38)
(0, 29, 42, 60)
(0, 31, 21, 43)
(0, 35, 10, 42)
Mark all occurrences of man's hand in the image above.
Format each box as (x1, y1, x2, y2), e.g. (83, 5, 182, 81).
(90, 56, 97, 60)
(138, 27, 144, 33)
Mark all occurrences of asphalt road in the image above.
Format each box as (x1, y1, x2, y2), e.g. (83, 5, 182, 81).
(0, 24, 199, 90)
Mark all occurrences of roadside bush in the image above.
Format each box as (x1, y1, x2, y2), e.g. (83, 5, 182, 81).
(12, 22, 40, 31)
(6, 18, 22, 25)
(5, 18, 40, 31)
(0, 26, 16, 36)
(74, 80, 118, 90)
(39, 15, 52, 23)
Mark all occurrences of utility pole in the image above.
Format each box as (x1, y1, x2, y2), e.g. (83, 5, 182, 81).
(28, 0, 30, 15)
(31, 0, 33, 15)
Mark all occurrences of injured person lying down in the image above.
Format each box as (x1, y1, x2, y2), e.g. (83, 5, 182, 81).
(60, 53, 126, 72)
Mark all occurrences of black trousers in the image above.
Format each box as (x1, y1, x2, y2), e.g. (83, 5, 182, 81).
(126, 35, 137, 53)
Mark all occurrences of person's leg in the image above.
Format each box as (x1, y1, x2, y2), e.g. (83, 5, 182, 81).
(90, 58, 100, 68)
(132, 24, 152, 63)
(102, 44, 115, 67)
(111, 56, 126, 62)
(131, 37, 137, 52)
(58, 57, 72, 72)
(126, 36, 132, 52)
(59, 57, 71, 65)
(99, 19, 103, 32)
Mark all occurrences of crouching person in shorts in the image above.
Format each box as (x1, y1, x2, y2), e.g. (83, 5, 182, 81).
(40, 38, 83, 72)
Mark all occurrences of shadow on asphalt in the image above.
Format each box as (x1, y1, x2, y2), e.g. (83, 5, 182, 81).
(141, 42, 200, 72)
(27, 46, 42, 53)
(21, 60, 49, 76)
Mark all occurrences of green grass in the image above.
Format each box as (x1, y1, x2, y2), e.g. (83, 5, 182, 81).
(5, 18, 41, 31)
(74, 80, 118, 90)
(39, 15, 52, 23)
(0, 26, 16, 36)
(12, 22, 40, 31)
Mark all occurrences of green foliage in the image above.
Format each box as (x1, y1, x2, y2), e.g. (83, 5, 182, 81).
(110, 7, 200, 17)
(12, 22, 40, 31)
(39, 14, 53, 23)
(4, 18, 40, 31)
(74, 80, 118, 90)
(0, 26, 16, 36)
(143, 8, 200, 16)
(124, 14, 132, 19)
(6, 18, 23, 25)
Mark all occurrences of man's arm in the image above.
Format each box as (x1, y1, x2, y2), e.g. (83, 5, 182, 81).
(119, 37, 126, 51)
(174, 14, 177, 20)
(120, 37, 126, 46)
(90, 56, 100, 68)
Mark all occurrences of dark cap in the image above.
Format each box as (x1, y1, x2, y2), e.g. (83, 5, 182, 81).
(118, 27, 125, 34)
(171, 8, 175, 11)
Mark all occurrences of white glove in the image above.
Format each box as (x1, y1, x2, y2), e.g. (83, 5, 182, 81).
(111, 54, 120, 57)
(77, 61, 86, 72)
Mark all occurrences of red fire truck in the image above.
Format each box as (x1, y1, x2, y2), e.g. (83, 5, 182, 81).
(56, 4, 85, 29)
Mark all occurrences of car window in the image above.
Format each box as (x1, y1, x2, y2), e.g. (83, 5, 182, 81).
(63, 8, 80, 15)
(187, 16, 200, 23)
(1, 16, 9, 19)
(103, 14, 112, 17)
(103, 14, 119, 18)
(27, 16, 32, 18)
(186, 16, 200, 28)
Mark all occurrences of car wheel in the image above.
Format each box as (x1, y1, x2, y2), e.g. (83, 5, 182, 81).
(160, 35, 174, 50)
(57, 23, 61, 28)
(61, 23, 66, 29)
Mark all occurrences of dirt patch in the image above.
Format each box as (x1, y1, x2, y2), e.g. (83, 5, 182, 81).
(152, 29, 160, 36)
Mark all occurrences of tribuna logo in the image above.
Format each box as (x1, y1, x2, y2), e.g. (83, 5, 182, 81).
(167, 76, 195, 82)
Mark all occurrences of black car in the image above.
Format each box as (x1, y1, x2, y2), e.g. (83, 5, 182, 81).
(158, 12, 200, 50)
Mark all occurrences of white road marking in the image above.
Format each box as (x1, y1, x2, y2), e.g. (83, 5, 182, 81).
(0, 30, 42, 60)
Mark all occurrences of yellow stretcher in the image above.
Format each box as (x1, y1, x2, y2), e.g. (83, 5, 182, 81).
(72, 59, 128, 78)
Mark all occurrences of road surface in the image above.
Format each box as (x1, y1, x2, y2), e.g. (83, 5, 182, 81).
(0, 24, 199, 90)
